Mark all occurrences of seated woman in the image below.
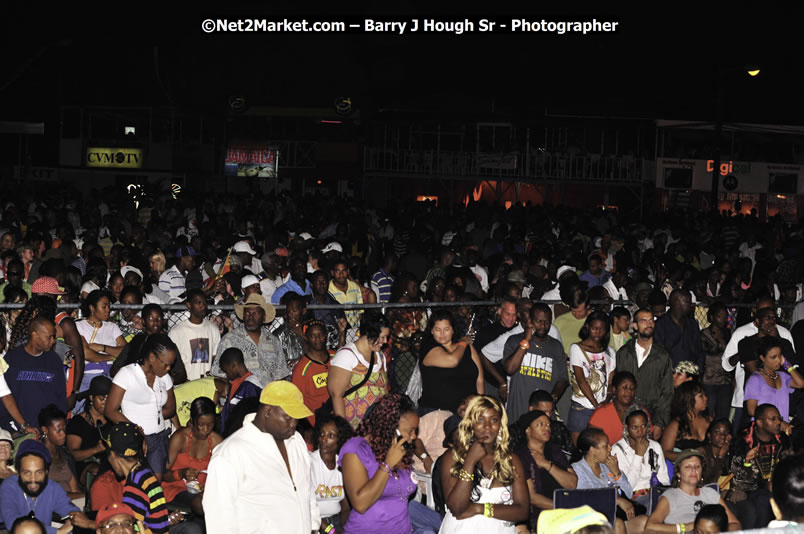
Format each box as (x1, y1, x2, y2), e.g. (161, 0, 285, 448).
(38, 404, 83, 499)
(439, 395, 529, 534)
(646, 449, 740, 532)
(162, 397, 223, 516)
(744, 336, 804, 431)
(338, 393, 418, 534)
(572, 427, 647, 534)
(589, 371, 650, 446)
(660, 381, 711, 462)
(311, 414, 354, 534)
(726, 403, 792, 530)
(699, 419, 731, 487)
(514, 410, 577, 525)
(418, 310, 485, 414)
(66, 376, 111, 483)
(611, 410, 670, 508)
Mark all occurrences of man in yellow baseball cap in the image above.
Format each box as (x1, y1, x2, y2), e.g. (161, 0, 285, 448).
(203, 381, 318, 533)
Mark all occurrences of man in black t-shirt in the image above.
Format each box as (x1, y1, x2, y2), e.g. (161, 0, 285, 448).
(474, 295, 519, 401)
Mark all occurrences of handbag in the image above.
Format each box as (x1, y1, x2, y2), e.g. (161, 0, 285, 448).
(314, 348, 375, 422)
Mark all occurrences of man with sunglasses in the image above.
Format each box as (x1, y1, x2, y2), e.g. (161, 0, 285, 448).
(0, 258, 32, 302)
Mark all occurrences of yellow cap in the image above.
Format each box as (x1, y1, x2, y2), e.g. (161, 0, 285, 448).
(259, 380, 313, 419)
(537, 505, 609, 534)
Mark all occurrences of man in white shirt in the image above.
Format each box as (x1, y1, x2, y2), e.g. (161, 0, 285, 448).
(722, 296, 795, 435)
(168, 289, 221, 381)
(204, 381, 319, 534)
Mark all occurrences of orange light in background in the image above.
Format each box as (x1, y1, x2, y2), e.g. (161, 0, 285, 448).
(417, 196, 438, 205)
(316, 180, 322, 185)
(472, 185, 483, 202)
(504, 201, 513, 210)
(777, 194, 787, 199)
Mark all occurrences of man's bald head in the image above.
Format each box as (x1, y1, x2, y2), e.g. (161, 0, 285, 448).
(26, 317, 56, 353)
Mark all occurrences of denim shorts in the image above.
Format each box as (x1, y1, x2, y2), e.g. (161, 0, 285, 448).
(145, 428, 171, 474)
(567, 401, 596, 432)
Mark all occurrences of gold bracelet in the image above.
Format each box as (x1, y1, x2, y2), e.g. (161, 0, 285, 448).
(484, 502, 495, 517)
(457, 468, 474, 482)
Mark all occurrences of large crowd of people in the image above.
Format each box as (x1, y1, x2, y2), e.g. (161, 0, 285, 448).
(1, 186, 804, 533)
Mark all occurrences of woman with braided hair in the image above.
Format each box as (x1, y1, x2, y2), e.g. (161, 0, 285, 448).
(440, 395, 529, 534)
(338, 393, 418, 534)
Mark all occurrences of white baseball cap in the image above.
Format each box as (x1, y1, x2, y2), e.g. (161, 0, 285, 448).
(241, 274, 260, 288)
(233, 241, 257, 255)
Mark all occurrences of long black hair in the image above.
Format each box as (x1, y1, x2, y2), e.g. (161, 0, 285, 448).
(578, 311, 611, 350)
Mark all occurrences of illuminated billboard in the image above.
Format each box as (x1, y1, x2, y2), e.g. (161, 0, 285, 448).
(224, 146, 278, 177)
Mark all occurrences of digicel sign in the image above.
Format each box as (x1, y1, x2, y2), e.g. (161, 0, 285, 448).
(86, 148, 143, 168)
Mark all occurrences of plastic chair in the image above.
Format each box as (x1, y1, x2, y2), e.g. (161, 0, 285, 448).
(413, 470, 435, 510)
(649, 485, 672, 515)
(553, 488, 618, 525)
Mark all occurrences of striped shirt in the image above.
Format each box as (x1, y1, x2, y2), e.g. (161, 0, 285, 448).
(158, 265, 186, 303)
(124, 463, 170, 534)
(328, 280, 363, 329)
(370, 269, 394, 303)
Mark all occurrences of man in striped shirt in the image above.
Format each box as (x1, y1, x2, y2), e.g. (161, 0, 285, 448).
(158, 246, 196, 303)
(106, 423, 193, 533)
(371, 253, 397, 303)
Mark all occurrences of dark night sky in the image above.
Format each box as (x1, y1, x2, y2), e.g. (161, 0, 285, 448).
(2, 4, 802, 125)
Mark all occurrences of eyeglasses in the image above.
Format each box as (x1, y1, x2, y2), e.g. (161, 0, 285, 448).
(99, 519, 135, 531)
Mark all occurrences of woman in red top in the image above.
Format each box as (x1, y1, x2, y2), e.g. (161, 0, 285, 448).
(292, 320, 332, 425)
(589, 371, 650, 446)
(162, 397, 223, 516)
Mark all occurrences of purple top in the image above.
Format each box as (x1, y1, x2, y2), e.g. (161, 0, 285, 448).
(337, 437, 416, 534)
(744, 372, 793, 422)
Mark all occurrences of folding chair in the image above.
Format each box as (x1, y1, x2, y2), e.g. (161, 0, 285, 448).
(649, 485, 671, 516)
(413, 470, 435, 510)
(553, 488, 618, 525)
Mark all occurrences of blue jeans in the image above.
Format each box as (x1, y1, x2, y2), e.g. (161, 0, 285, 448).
(146, 428, 171, 474)
(409, 500, 442, 534)
(567, 401, 595, 433)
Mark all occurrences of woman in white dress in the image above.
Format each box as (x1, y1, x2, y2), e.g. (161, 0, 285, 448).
(439, 395, 529, 534)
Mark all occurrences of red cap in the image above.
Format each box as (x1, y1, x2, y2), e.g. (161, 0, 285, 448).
(96, 503, 136, 527)
(31, 276, 66, 295)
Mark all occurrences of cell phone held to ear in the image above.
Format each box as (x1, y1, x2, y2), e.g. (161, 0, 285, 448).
(395, 429, 416, 451)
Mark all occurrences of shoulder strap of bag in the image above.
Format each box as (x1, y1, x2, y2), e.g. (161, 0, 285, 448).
(343, 347, 376, 397)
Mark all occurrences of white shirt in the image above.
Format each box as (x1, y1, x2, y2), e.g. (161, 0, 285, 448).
(568, 344, 616, 409)
(158, 265, 186, 303)
(203, 414, 320, 534)
(112, 363, 173, 435)
(469, 265, 490, 293)
(331, 342, 387, 373)
(259, 275, 284, 302)
(722, 322, 795, 407)
(603, 279, 628, 302)
(310, 449, 345, 518)
(168, 319, 221, 381)
(635, 342, 651, 368)
(612, 438, 670, 492)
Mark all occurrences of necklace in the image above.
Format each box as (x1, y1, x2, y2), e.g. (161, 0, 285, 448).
(760, 368, 779, 381)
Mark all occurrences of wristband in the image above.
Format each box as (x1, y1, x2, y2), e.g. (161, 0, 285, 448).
(548, 461, 553, 473)
(323, 524, 335, 534)
(379, 462, 393, 475)
(484, 502, 495, 518)
(676, 525, 681, 534)
(519, 340, 530, 350)
(680, 522, 686, 534)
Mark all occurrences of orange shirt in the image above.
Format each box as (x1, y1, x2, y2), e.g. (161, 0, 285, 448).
(291, 355, 331, 425)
